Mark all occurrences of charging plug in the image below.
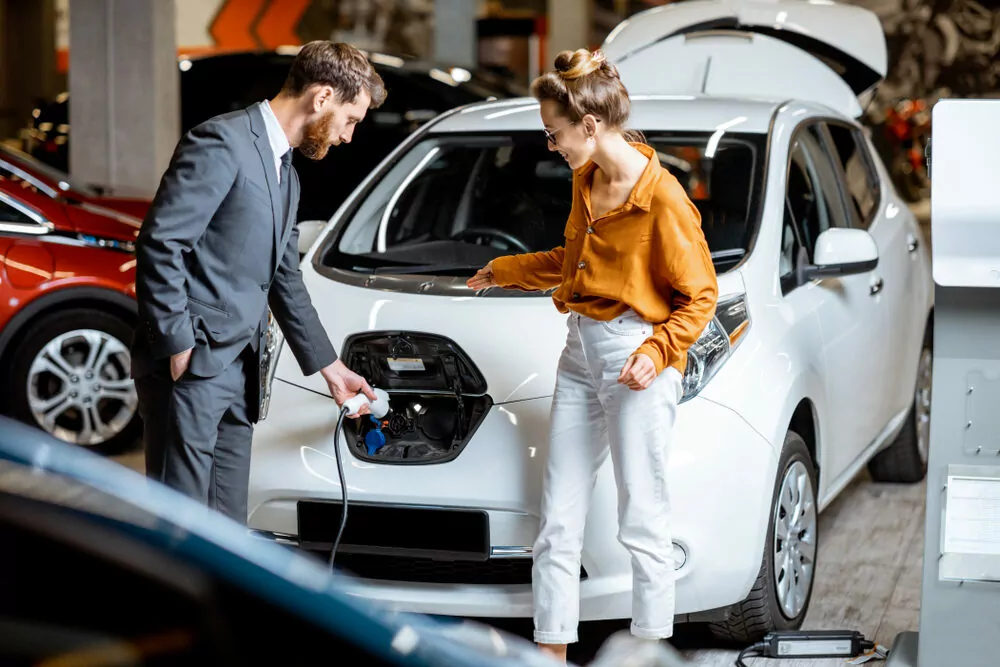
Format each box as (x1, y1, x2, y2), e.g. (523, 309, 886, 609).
(341, 388, 390, 419)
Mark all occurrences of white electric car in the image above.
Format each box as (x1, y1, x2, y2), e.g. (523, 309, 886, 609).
(248, 0, 933, 642)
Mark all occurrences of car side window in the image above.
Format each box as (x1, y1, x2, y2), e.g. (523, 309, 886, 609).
(0, 199, 39, 225)
(784, 128, 851, 265)
(0, 493, 218, 665)
(824, 123, 880, 229)
(0, 482, 397, 666)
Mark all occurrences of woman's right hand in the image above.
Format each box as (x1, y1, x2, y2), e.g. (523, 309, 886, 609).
(467, 261, 496, 290)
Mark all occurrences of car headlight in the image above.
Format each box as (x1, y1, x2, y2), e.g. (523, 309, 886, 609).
(681, 293, 750, 403)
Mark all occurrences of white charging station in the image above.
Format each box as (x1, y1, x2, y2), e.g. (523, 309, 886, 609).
(885, 98, 1000, 667)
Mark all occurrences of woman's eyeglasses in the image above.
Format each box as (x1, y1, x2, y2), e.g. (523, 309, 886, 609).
(544, 122, 575, 145)
(543, 118, 599, 145)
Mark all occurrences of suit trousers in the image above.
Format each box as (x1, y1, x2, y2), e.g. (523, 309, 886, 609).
(532, 309, 683, 644)
(136, 346, 257, 524)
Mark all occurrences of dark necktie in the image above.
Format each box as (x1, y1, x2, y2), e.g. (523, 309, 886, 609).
(279, 149, 292, 222)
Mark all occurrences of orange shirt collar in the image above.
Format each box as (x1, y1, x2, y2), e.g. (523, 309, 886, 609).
(577, 142, 661, 213)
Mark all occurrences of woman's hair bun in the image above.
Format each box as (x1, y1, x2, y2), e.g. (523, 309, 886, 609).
(554, 48, 616, 81)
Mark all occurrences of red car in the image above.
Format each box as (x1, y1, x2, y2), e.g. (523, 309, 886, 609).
(0, 175, 144, 454)
(0, 143, 151, 219)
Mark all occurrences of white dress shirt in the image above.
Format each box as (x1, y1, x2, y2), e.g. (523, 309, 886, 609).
(259, 100, 291, 184)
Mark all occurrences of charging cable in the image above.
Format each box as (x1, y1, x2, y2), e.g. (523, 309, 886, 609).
(329, 388, 390, 571)
(735, 631, 878, 667)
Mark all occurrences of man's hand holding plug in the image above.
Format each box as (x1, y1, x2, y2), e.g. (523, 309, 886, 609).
(322, 359, 377, 417)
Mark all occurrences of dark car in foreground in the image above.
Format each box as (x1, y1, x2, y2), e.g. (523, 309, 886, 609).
(0, 416, 687, 667)
(23, 48, 526, 223)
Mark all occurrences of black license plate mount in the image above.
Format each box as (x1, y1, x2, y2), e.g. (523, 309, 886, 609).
(296, 501, 490, 562)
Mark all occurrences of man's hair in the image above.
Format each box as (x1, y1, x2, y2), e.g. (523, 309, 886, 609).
(282, 41, 387, 109)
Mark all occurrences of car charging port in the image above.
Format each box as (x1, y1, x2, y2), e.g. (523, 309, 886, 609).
(341, 332, 492, 465)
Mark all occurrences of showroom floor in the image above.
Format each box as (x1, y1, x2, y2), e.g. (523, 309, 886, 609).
(111, 449, 926, 666)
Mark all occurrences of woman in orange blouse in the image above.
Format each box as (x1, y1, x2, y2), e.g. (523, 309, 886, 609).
(467, 49, 718, 661)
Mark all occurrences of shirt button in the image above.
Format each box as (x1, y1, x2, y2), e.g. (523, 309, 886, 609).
(578, 261, 586, 269)
(260, 283, 269, 291)
(572, 292, 580, 299)
(587, 227, 594, 234)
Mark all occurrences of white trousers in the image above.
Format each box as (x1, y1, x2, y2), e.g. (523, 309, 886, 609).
(532, 309, 683, 644)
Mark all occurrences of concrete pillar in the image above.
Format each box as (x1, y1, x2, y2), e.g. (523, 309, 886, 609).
(69, 0, 178, 198)
(434, 0, 477, 68)
(548, 0, 590, 58)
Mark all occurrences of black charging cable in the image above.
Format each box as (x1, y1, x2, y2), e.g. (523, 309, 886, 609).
(328, 406, 351, 570)
(736, 642, 767, 667)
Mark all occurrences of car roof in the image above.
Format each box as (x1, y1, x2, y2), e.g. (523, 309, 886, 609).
(429, 95, 780, 135)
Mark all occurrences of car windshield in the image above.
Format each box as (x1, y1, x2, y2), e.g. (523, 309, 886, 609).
(321, 131, 765, 276)
(0, 144, 98, 197)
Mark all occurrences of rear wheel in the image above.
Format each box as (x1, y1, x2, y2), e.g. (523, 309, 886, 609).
(867, 324, 932, 484)
(710, 431, 818, 643)
(8, 309, 139, 455)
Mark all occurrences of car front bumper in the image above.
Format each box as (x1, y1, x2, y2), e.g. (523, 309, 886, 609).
(248, 380, 778, 621)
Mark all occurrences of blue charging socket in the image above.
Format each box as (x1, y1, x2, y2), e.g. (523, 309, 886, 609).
(364, 416, 387, 456)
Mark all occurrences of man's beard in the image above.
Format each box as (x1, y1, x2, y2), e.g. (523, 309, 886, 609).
(298, 111, 336, 161)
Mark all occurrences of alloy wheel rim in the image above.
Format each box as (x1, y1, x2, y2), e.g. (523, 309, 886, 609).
(915, 347, 933, 465)
(772, 459, 817, 619)
(26, 329, 137, 446)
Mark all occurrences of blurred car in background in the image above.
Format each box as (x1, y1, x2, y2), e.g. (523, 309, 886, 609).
(0, 414, 689, 667)
(0, 177, 139, 454)
(0, 142, 150, 219)
(23, 48, 526, 223)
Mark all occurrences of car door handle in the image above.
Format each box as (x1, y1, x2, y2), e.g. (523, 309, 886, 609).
(907, 234, 920, 253)
(870, 277, 884, 296)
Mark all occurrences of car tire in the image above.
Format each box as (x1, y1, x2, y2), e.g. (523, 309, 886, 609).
(8, 308, 140, 456)
(867, 324, 932, 484)
(709, 430, 818, 644)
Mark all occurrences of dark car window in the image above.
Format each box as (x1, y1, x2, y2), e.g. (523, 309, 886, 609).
(0, 464, 397, 666)
(784, 126, 852, 265)
(0, 494, 219, 665)
(324, 131, 764, 274)
(0, 198, 39, 225)
(823, 123, 881, 229)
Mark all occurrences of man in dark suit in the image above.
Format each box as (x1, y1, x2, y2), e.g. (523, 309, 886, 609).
(131, 42, 385, 524)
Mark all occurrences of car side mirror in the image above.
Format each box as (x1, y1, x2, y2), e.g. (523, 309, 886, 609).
(803, 227, 879, 281)
(297, 219, 326, 256)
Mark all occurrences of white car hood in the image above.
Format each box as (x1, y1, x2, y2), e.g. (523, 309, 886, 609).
(273, 266, 746, 404)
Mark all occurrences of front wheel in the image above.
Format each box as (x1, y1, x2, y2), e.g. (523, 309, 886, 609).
(8, 308, 140, 455)
(710, 431, 819, 643)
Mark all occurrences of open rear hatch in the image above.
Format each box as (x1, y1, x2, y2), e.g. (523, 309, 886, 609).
(602, 0, 888, 118)
(340, 331, 492, 465)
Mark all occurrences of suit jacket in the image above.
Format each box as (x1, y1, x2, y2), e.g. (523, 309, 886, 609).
(131, 102, 337, 415)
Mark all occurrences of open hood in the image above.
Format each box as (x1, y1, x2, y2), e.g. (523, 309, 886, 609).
(602, 0, 887, 118)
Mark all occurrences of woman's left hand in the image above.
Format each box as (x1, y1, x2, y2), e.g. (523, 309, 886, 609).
(618, 353, 657, 390)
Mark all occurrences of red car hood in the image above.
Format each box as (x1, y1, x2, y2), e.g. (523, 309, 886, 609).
(89, 195, 150, 219)
(65, 202, 141, 243)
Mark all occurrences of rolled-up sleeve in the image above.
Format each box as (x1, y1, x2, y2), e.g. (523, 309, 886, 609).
(635, 197, 718, 374)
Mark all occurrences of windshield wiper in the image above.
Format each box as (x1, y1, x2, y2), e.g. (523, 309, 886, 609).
(370, 263, 487, 276)
(711, 249, 745, 261)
